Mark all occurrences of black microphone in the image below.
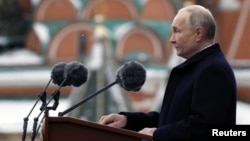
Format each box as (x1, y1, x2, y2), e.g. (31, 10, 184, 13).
(51, 62, 71, 87)
(58, 60, 146, 117)
(30, 61, 89, 141)
(22, 62, 66, 141)
(46, 61, 88, 111)
(116, 60, 146, 92)
(64, 61, 88, 87)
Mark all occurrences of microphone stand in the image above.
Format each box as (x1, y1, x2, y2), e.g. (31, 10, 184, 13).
(21, 78, 52, 141)
(58, 80, 118, 117)
(30, 77, 67, 141)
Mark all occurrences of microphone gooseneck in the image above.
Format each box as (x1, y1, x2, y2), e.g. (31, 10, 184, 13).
(31, 76, 68, 141)
(58, 81, 117, 117)
(22, 61, 67, 141)
(22, 78, 53, 141)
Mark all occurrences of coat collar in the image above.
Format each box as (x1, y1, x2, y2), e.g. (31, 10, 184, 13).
(175, 43, 221, 69)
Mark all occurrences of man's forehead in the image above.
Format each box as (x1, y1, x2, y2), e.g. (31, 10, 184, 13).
(172, 12, 189, 27)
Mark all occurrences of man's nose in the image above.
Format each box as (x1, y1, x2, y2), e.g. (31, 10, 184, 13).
(169, 34, 175, 43)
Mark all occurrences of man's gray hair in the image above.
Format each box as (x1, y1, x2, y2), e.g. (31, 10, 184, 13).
(179, 5, 216, 40)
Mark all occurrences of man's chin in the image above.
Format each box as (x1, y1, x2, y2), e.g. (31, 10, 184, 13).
(176, 50, 181, 56)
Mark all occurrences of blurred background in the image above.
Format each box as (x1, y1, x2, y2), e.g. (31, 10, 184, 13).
(0, 0, 249, 140)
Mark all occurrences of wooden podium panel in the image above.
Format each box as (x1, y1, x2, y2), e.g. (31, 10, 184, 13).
(42, 110, 152, 141)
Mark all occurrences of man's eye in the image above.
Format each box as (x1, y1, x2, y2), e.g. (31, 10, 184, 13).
(172, 28, 180, 33)
(173, 29, 180, 33)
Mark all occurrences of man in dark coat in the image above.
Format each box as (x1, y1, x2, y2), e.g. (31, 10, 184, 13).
(98, 5, 237, 141)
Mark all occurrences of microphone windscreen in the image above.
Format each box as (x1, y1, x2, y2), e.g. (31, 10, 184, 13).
(51, 62, 71, 86)
(64, 61, 88, 87)
(116, 61, 146, 92)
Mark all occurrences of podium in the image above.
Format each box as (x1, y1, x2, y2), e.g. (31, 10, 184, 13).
(42, 110, 153, 141)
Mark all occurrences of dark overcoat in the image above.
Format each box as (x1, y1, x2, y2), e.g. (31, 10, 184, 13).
(120, 43, 237, 141)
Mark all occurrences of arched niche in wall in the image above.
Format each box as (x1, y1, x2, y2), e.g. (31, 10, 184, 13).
(80, 0, 138, 20)
(115, 24, 166, 64)
(140, 0, 176, 21)
(33, 0, 77, 21)
(46, 21, 95, 65)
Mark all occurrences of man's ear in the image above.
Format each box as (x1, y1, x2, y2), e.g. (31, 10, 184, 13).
(195, 27, 203, 42)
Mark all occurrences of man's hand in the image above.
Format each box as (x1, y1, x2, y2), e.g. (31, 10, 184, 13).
(138, 127, 156, 136)
(98, 113, 127, 128)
